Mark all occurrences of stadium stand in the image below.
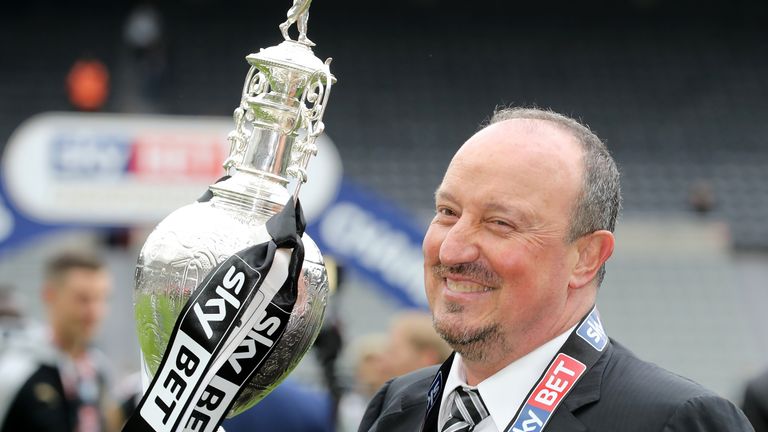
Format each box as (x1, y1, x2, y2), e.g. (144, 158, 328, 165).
(1, 0, 767, 401)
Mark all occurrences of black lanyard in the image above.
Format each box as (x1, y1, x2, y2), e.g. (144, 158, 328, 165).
(124, 199, 305, 432)
(420, 307, 608, 432)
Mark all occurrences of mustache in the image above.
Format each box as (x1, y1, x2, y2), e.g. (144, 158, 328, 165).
(432, 262, 502, 286)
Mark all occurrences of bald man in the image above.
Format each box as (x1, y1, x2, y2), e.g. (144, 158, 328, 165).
(359, 108, 752, 432)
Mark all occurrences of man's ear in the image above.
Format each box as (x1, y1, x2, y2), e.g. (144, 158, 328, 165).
(569, 230, 615, 289)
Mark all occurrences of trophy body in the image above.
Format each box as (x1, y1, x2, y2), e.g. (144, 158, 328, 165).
(135, 188, 328, 416)
(133, 9, 334, 417)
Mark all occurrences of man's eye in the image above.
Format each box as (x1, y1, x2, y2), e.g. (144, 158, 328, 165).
(489, 219, 516, 230)
(437, 207, 457, 217)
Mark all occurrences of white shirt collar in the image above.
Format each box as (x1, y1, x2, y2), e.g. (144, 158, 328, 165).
(439, 325, 576, 432)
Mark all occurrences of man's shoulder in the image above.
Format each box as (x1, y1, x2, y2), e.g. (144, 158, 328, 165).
(375, 365, 440, 412)
(604, 340, 717, 403)
(584, 340, 753, 431)
(0, 351, 63, 428)
(386, 365, 440, 397)
(357, 366, 439, 432)
(0, 348, 51, 394)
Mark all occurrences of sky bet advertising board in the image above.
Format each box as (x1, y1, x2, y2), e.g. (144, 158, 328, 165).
(0, 112, 428, 307)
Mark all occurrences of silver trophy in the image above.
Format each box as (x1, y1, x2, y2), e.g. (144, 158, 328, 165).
(133, 0, 334, 417)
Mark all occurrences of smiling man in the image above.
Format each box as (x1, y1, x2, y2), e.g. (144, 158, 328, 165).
(358, 108, 752, 432)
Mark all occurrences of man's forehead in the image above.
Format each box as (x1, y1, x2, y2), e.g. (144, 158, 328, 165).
(55, 267, 110, 288)
(437, 117, 584, 223)
(464, 117, 580, 153)
(449, 118, 584, 184)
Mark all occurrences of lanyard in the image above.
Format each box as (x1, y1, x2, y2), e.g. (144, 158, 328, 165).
(420, 307, 608, 432)
(124, 199, 305, 432)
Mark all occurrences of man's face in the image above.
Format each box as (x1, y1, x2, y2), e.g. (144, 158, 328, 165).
(356, 351, 388, 396)
(47, 268, 111, 348)
(384, 323, 422, 378)
(423, 119, 585, 364)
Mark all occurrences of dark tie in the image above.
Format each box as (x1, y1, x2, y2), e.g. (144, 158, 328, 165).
(441, 386, 490, 432)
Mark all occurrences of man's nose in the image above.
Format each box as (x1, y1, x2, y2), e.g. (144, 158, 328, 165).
(438, 219, 480, 266)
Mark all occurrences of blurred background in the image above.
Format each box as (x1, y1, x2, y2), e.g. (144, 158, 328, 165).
(1, 0, 768, 429)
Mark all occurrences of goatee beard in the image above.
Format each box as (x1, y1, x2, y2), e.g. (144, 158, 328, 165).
(433, 305, 500, 362)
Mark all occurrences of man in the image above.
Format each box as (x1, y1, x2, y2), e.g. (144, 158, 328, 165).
(0, 251, 116, 432)
(358, 107, 752, 431)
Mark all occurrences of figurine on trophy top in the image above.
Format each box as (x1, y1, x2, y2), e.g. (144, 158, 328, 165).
(280, 0, 314, 46)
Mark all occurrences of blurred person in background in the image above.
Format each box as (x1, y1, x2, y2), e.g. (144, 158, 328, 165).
(339, 313, 451, 431)
(312, 257, 346, 421)
(337, 334, 389, 432)
(382, 311, 451, 380)
(358, 107, 752, 432)
(221, 379, 334, 432)
(119, 1, 167, 112)
(0, 251, 119, 432)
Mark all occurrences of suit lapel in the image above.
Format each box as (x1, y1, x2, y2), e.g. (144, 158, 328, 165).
(371, 371, 434, 432)
(373, 400, 427, 432)
(546, 341, 614, 431)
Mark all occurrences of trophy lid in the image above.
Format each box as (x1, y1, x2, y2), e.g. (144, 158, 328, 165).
(247, 41, 336, 84)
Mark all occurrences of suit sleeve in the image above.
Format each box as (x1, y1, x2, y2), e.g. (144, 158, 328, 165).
(357, 379, 393, 432)
(662, 395, 755, 432)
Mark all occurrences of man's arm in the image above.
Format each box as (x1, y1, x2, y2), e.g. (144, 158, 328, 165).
(663, 395, 754, 432)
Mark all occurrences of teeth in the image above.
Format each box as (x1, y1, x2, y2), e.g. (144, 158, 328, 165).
(446, 279, 492, 293)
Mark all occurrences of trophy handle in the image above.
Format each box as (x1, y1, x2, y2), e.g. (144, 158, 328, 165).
(223, 66, 266, 172)
(288, 60, 333, 201)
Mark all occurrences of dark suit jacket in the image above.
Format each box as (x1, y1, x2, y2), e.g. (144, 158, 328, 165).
(743, 369, 768, 432)
(1, 364, 76, 432)
(359, 340, 753, 431)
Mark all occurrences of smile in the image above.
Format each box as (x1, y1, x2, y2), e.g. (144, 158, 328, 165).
(446, 279, 495, 293)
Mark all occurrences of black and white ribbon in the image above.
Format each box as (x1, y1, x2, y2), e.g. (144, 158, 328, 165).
(124, 198, 306, 432)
